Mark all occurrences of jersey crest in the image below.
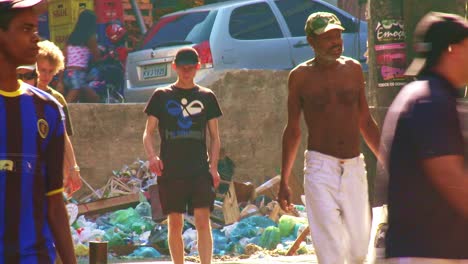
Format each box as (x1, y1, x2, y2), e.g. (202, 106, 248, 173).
(37, 118, 49, 139)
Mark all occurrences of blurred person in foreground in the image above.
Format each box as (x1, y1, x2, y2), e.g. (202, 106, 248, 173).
(380, 12, 468, 263)
(278, 11, 380, 264)
(143, 47, 222, 264)
(0, 0, 77, 263)
(36, 40, 81, 196)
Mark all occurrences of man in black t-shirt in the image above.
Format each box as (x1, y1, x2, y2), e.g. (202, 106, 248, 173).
(143, 47, 222, 264)
(380, 12, 468, 262)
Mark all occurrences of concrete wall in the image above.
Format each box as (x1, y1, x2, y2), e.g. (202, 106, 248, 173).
(69, 69, 380, 204)
(69, 70, 308, 203)
(68, 103, 148, 197)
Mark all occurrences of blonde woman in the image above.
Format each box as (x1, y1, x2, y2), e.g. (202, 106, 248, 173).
(37, 40, 82, 196)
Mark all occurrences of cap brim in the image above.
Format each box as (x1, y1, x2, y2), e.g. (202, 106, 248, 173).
(17, 64, 36, 70)
(10, 0, 43, 8)
(314, 24, 345, 35)
(404, 57, 426, 76)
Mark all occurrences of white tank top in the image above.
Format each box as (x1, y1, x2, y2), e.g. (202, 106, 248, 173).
(66, 45, 91, 68)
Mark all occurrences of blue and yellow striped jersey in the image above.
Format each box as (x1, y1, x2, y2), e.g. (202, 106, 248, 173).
(0, 81, 65, 264)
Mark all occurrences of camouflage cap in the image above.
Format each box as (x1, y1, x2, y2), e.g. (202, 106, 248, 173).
(305, 12, 345, 36)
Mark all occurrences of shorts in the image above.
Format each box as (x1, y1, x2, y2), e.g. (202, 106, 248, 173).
(63, 68, 87, 90)
(158, 173, 215, 215)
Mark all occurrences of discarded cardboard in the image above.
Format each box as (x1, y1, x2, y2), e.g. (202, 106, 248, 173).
(233, 181, 256, 203)
(77, 193, 140, 215)
(218, 181, 240, 225)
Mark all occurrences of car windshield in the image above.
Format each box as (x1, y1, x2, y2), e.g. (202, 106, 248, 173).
(141, 10, 216, 50)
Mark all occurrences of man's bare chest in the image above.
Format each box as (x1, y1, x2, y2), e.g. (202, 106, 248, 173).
(299, 78, 360, 111)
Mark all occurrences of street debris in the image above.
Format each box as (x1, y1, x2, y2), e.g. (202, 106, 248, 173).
(69, 159, 315, 261)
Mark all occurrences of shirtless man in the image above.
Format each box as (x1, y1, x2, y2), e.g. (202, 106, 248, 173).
(278, 12, 380, 264)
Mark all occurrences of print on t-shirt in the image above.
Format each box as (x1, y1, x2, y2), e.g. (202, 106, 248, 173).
(166, 97, 204, 140)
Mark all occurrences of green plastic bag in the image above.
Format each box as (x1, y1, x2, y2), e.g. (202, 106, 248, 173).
(259, 226, 280, 250)
(278, 215, 307, 237)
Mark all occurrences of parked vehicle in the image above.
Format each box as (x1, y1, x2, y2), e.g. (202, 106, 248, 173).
(124, 0, 368, 102)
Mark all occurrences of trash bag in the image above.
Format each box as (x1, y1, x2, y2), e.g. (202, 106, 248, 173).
(278, 215, 307, 237)
(183, 228, 197, 248)
(259, 226, 281, 250)
(148, 225, 169, 254)
(128, 247, 161, 258)
(221, 222, 237, 239)
(217, 155, 235, 195)
(367, 205, 388, 264)
(212, 229, 229, 251)
(74, 243, 89, 256)
(95, 214, 113, 230)
(230, 222, 259, 242)
(240, 215, 276, 229)
(110, 208, 140, 225)
(103, 228, 126, 246)
(135, 192, 152, 219)
(130, 218, 155, 235)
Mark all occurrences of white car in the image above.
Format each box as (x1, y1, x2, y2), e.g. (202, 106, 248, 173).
(124, 0, 368, 102)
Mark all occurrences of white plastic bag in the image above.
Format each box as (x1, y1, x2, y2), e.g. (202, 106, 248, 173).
(367, 205, 388, 264)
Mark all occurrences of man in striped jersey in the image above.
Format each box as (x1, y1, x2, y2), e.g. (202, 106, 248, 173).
(0, 0, 76, 263)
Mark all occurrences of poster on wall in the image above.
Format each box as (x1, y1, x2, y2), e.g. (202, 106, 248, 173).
(374, 19, 408, 88)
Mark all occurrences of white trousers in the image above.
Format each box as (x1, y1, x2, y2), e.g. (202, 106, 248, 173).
(303, 150, 371, 264)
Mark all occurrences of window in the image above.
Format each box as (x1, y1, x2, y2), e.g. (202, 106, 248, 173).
(142, 11, 216, 49)
(274, 0, 358, 37)
(229, 3, 283, 40)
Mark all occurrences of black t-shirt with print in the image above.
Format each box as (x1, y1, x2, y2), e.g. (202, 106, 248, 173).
(381, 73, 468, 258)
(144, 85, 222, 179)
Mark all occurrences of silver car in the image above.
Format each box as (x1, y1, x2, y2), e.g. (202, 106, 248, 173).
(125, 0, 368, 102)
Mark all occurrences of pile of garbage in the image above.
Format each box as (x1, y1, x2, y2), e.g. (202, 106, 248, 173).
(71, 204, 313, 260)
(78, 159, 155, 203)
(71, 159, 315, 261)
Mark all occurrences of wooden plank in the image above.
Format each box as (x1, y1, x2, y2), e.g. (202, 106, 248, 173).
(286, 225, 310, 256)
(77, 193, 140, 215)
(221, 182, 240, 225)
(255, 175, 281, 199)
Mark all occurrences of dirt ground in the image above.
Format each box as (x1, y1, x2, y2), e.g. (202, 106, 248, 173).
(78, 253, 318, 263)
(109, 254, 318, 264)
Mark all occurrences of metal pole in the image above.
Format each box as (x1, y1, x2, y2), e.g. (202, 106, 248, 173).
(89, 241, 108, 264)
(129, 0, 147, 35)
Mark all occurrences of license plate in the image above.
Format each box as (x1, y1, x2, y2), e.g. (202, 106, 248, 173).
(142, 64, 167, 79)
